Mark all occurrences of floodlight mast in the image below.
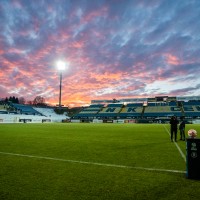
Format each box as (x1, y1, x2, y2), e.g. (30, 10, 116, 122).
(56, 61, 66, 111)
(59, 72, 62, 110)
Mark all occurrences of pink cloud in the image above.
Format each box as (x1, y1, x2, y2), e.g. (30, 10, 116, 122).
(165, 53, 180, 65)
(81, 6, 108, 24)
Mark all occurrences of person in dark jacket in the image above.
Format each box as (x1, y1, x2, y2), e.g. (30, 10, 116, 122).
(170, 116, 179, 142)
(179, 117, 186, 141)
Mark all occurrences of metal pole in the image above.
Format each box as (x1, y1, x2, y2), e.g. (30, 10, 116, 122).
(59, 72, 62, 110)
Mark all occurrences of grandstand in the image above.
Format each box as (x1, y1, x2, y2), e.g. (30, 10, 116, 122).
(0, 102, 69, 123)
(143, 102, 183, 118)
(182, 101, 200, 118)
(33, 107, 68, 122)
(11, 103, 42, 115)
(72, 96, 200, 123)
(96, 104, 123, 119)
(1, 96, 200, 123)
(75, 104, 104, 118)
(119, 103, 143, 118)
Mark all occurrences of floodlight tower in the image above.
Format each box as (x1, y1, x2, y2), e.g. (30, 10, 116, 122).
(56, 61, 68, 110)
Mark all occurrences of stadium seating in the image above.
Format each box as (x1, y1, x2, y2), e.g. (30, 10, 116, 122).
(119, 103, 143, 118)
(11, 103, 42, 115)
(182, 101, 200, 118)
(143, 102, 183, 118)
(0, 106, 69, 123)
(2, 97, 199, 122)
(96, 104, 123, 118)
(74, 104, 104, 118)
(33, 107, 68, 120)
(72, 98, 200, 121)
(168, 102, 177, 106)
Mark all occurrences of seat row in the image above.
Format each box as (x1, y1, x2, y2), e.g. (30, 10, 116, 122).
(73, 102, 200, 119)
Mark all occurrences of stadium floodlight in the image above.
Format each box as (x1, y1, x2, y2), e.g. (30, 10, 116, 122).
(56, 60, 69, 110)
(56, 61, 66, 71)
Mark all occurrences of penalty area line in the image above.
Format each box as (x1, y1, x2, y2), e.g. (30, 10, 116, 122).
(0, 151, 185, 174)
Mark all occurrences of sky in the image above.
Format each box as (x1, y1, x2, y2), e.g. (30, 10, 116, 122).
(0, 0, 200, 107)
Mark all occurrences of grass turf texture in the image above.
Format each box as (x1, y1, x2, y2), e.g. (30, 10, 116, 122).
(0, 123, 200, 200)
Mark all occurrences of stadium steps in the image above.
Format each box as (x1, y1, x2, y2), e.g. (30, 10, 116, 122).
(181, 106, 185, 116)
(118, 106, 124, 113)
(141, 106, 145, 117)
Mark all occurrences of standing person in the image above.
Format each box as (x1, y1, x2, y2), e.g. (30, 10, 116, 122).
(170, 116, 179, 142)
(179, 117, 186, 141)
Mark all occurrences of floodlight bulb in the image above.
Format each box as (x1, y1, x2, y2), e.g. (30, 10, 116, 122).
(56, 61, 66, 71)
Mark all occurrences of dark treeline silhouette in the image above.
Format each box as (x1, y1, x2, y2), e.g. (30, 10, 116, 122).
(2, 95, 46, 106)
(4, 96, 19, 104)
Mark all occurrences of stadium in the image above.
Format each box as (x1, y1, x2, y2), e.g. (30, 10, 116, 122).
(1, 95, 200, 199)
(1, 0, 200, 199)
(1, 95, 200, 124)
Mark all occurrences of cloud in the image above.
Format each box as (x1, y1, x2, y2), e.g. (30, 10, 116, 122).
(0, 0, 200, 106)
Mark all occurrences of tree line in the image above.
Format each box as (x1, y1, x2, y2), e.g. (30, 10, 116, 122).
(2, 96, 47, 106)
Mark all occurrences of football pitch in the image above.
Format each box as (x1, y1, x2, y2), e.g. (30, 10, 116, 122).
(0, 123, 200, 200)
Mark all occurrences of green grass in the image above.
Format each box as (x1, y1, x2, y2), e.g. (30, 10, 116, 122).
(0, 123, 200, 200)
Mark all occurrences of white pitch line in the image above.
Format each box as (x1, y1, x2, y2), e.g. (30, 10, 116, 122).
(163, 124, 186, 162)
(0, 151, 185, 174)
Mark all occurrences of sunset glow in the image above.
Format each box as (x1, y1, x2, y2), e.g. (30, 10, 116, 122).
(0, 0, 199, 107)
